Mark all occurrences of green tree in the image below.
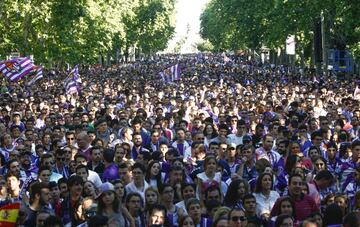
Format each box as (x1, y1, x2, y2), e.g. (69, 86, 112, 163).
(200, 0, 360, 63)
(0, 0, 176, 65)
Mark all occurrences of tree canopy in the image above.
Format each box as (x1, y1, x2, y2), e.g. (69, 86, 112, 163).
(0, 0, 176, 65)
(200, 0, 360, 61)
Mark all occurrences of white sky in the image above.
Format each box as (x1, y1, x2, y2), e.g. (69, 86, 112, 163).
(166, 0, 210, 53)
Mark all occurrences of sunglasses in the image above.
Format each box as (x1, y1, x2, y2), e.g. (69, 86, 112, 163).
(66, 137, 75, 140)
(231, 216, 247, 222)
(57, 157, 66, 161)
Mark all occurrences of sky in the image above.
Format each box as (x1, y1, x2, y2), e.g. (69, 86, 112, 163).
(166, 0, 210, 53)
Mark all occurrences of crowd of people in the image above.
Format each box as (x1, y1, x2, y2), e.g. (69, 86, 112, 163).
(0, 53, 360, 227)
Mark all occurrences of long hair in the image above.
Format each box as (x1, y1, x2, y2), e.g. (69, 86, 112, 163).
(284, 154, 298, 174)
(270, 196, 296, 218)
(275, 214, 293, 227)
(145, 160, 162, 188)
(203, 156, 217, 171)
(203, 123, 218, 139)
(254, 173, 273, 193)
(97, 190, 120, 215)
(83, 180, 98, 198)
(144, 186, 160, 212)
(224, 179, 249, 207)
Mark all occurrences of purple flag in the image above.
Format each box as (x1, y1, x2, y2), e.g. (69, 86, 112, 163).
(27, 66, 43, 86)
(64, 65, 80, 94)
(0, 57, 35, 82)
(160, 63, 181, 83)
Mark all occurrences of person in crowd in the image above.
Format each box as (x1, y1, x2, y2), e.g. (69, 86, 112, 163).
(255, 134, 281, 168)
(87, 146, 105, 175)
(242, 194, 262, 225)
(271, 174, 319, 221)
(148, 204, 167, 226)
(203, 124, 218, 147)
(334, 194, 349, 216)
(48, 181, 62, 216)
(60, 175, 84, 226)
(2, 53, 360, 227)
(159, 183, 183, 226)
(274, 214, 294, 227)
(102, 148, 120, 182)
(53, 148, 69, 178)
(343, 212, 360, 227)
(74, 154, 102, 187)
(125, 192, 146, 226)
(144, 186, 160, 216)
(125, 163, 149, 201)
(179, 215, 195, 227)
(228, 207, 248, 227)
(270, 196, 298, 226)
(24, 182, 52, 226)
(175, 183, 196, 214)
(145, 160, 164, 189)
(322, 203, 343, 227)
(253, 173, 280, 220)
(196, 156, 222, 203)
(172, 128, 191, 156)
(96, 182, 134, 226)
(237, 144, 257, 182)
(83, 180, 98, 199)
(224, 179, 249, 208)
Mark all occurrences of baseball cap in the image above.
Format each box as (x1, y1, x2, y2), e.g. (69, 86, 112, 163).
(96, 182, 115, 199)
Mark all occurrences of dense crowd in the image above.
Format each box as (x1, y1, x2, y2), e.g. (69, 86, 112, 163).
(0, 53, 360, 227)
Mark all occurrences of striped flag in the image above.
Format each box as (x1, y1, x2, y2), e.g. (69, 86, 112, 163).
(160, 64, 181, 83)
(69, 64, 79, 79)
(65, 80, 80, 95)
(64, 65, 80, 95)
(0, 203, 20, 227)
(27, 66, 43, 86)
(0, 57, 35, 82)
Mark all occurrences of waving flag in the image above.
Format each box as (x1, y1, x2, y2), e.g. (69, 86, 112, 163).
(27, 66, 43, 86)
(0, 57, 35, 82)
(64, 65, 80, 95)
(69, 64, 79, 78)
(160, 64, 181, 83)
(0, 203, 20, 227)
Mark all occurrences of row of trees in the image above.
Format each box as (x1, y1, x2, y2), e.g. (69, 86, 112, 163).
(0, 0, 176, 66)
(200, 0, 360, 64)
